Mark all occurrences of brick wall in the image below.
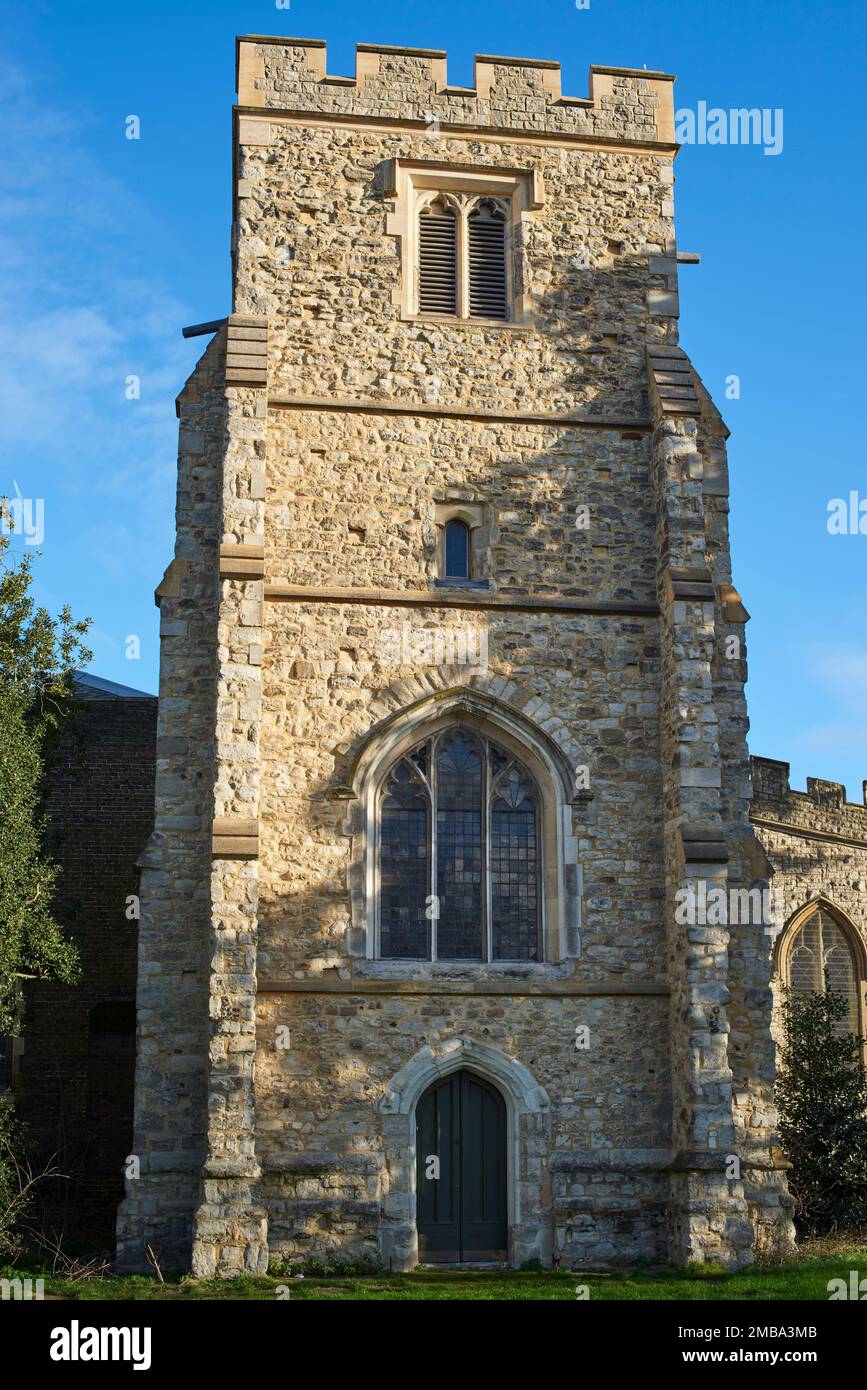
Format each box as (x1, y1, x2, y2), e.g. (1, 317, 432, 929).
(15, 691, 156, 1243)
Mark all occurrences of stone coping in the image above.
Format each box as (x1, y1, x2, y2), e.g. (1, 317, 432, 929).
(357, 42, 448, 58)
(475, 53, 561, 70)
(235, 34, 676, 83)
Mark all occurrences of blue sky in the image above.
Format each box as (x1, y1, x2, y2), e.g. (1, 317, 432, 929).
(2, 0, 865, 799)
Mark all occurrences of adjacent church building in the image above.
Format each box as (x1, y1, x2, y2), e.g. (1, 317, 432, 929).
(110, 36, 867, 1276)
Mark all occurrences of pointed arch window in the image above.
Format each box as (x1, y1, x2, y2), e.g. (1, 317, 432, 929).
(782, 905, 864, 1038)
(378, 728, 540, 962)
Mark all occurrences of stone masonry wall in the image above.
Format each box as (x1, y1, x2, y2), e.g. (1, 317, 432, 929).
(264, 412, 657, 599)
(232, 38, 687, 1270)
(255, 992, 670, 1268)
(240, 38, 775, 1269)
(118, 37, 798, 1273)
(235, 128, 675, 414)
(751, 756, 867, 1057)
(116, 335, 226, 1270)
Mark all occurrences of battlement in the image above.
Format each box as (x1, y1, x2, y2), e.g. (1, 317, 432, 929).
(751, 756, 867, 847)
(235, 35, 676, 147)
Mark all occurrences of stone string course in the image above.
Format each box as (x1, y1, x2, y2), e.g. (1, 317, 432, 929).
(116, 37, 859, 1276)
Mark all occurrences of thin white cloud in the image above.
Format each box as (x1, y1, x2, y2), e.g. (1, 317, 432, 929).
(0, 55, 202, 588)
(782, 643, 867, 790)
(814, 646, 867, 707)
(793, 721, 867, 754)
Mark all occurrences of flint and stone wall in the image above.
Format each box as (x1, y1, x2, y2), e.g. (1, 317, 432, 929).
(116, 37, 799, 1274)
(115, 337, 225, 1269)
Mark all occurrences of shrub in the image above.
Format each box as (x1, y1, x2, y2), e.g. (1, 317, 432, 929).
(0, 1096, 26, 1260)
(776, 986, 867, 1232)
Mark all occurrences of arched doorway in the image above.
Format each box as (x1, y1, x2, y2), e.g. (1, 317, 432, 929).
(416, 1069, 507, 1263)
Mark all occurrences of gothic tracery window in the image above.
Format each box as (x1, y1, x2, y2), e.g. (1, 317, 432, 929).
(783, 905, 862, 1037)
(378, 728, 540, 962)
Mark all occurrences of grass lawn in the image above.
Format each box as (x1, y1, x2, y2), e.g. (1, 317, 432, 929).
(5, 1244, 866, 1300)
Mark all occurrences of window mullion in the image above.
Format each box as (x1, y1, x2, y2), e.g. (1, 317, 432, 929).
(484, 741, 492, 964)
(430, 738, 438, 963)
(817, 911, 825, 994)
(458, 208, 470, 319)
(374, 784, 382, 960)
(504, 209, 513, 322)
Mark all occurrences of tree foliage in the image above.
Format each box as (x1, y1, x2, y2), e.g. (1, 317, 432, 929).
(776, 985, 867, 1232)
(0, 525, 91, 1034)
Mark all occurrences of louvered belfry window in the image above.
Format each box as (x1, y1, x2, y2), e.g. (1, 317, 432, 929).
(418, 204, 458, 315)
(468, 204, 507, 320)
(417, 195, 509, 320)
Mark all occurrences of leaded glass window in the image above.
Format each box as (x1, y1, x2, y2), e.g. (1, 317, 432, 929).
(377, 728, 541, 962)
(443, 520, 470, 580)
(380, 757, 430, 960)
(786, 907, 860, 1036)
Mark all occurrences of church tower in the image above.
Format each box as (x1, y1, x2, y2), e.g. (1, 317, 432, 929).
(117, 35, 794, 1274)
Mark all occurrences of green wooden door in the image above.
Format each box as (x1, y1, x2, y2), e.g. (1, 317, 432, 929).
(416, 1070, 507, 1263)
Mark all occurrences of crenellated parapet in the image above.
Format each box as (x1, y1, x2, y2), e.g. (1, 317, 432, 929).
(235, 36, 676, 148)
(751, 756, 867, 840)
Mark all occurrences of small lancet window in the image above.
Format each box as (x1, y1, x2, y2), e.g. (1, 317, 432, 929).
(444, 520, 470, 580)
